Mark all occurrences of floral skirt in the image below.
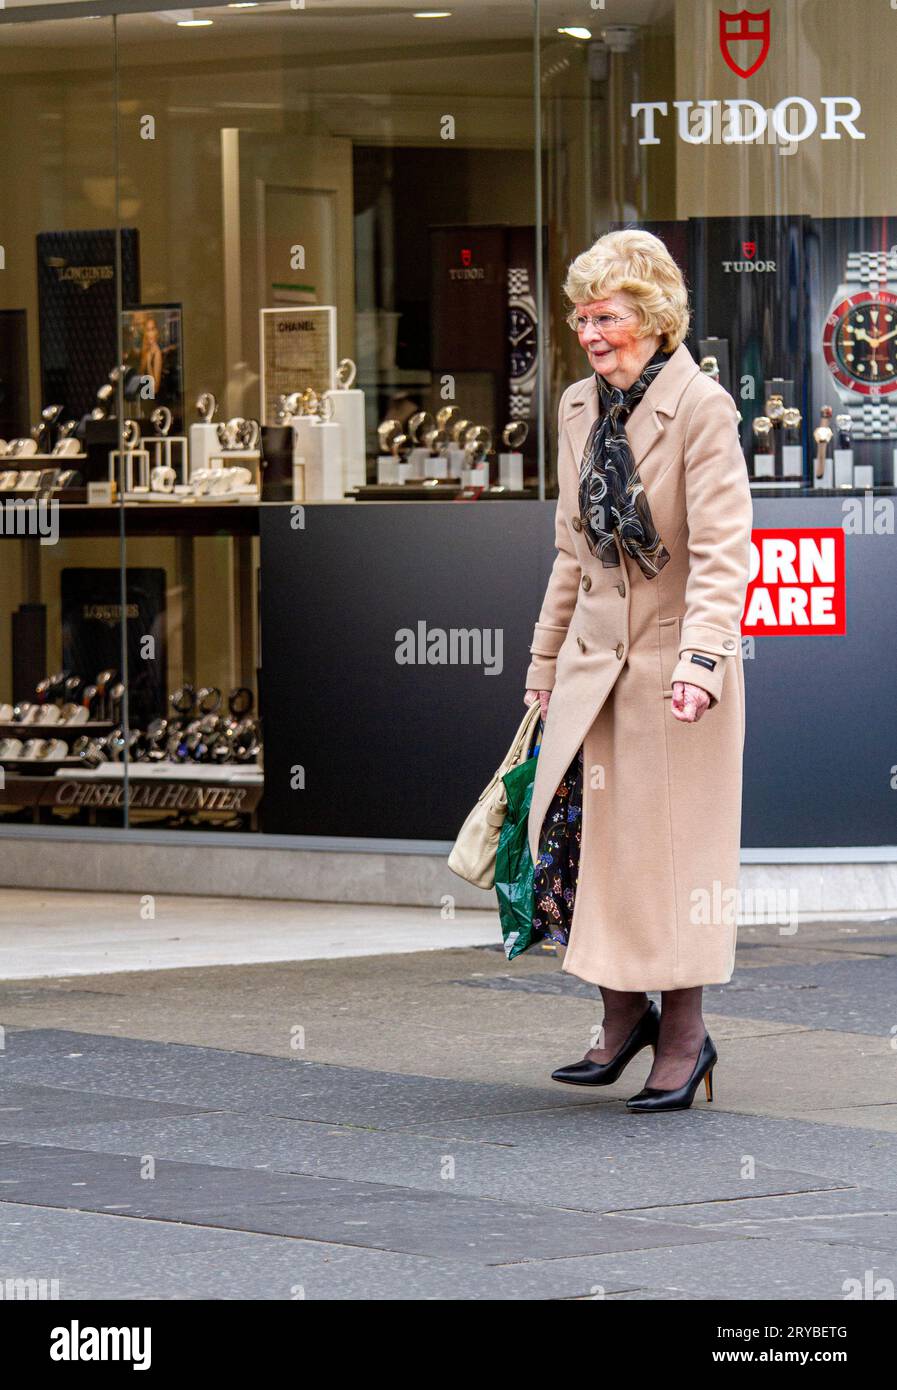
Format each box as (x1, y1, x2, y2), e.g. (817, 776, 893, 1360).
(531, 744, 584, 948)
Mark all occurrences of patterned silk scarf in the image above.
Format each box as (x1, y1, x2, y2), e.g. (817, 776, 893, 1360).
(577, 346, 672, 578)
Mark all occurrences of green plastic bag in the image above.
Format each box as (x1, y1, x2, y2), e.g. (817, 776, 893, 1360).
(494, 746, 540, 960)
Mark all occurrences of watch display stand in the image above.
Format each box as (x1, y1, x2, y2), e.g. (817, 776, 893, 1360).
(498, 451, 524, 489)
(110, 447, 150, 493)
(377, 454, 397, 484)
(780, 445, 804, 479)
(699, 336, 731, 394)
(753, 453, 776, 480)
(408, 447, 431, 475)
(189, 422, 221, 479)
(854, 463, 875, 489)
(323, 387, 366, 492)
(303, 421, 342, 500)
(446, 444, 466, 476)
(146, 436, 189, 490)
(290, 417, 342, 500)
(461, 464, 488, 488)
(833, 449, 854, 488)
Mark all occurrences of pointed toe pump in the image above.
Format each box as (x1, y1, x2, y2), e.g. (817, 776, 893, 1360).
(625, 1033, 718, 1113)
(551, 1000, 660, 1087)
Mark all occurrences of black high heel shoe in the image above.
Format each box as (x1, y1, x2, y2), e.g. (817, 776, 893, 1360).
(551, 1001, 660, 1087)
(625, 1033, 717, 1112)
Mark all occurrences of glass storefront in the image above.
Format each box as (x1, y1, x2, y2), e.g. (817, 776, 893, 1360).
(0, 0, 891, 839)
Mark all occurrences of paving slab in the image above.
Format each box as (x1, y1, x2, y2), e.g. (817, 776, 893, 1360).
(0, 1143, 733, 1263)
(0, 1082, 206, 1136)
(388, 1106, 897, 1196)
(0, 1034, 603, 1126)
(3, 1203, 889, 1301)
(3, 1109, 845, 1211)
(454, 956, 897, 1036)
(791, 1105, 897, 1133)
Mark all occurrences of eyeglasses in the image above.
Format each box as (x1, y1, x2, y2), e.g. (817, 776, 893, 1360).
(568, 312, 633, 333)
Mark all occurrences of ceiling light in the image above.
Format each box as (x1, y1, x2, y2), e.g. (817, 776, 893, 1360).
(557, 27, 591, 40)
(177, 17, 214, 24)
(413, 11, 452, 17)
(228, 3, 258, 7)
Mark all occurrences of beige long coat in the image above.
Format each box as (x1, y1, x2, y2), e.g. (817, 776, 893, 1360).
(524, 342, 754, 992)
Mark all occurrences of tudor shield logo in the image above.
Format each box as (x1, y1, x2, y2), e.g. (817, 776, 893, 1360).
(719, 8, 771, 79)
(742, 240, 756, 259)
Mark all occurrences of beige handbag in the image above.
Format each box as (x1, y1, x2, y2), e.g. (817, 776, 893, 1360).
(447, 699, 542, 890)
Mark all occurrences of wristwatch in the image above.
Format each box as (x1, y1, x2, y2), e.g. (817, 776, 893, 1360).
(507, 267, 538, 421)
(822, 250, 897, 439)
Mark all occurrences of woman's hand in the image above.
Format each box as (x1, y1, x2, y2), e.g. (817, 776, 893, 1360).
(671, 681, 710, 723)
(524, 688, 551, 721)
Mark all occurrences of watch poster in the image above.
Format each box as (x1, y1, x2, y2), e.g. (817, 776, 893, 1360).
(61, 567, 166, 729)
(806, 216, 897, 480)
(36, 228, 140, 422)
(259, 305, 337, 425)
(430, 225, 541, 461)
(121, 303, 184, 432)
(686, 215, 809, 464)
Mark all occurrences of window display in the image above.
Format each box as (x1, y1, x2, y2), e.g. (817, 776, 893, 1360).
(0, 0, 894, 843)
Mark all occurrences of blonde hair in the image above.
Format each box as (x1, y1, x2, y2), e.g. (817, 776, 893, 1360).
(563, 228, 690, 351)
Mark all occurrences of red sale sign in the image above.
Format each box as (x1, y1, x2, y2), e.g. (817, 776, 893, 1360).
(742, 529, 845, 635)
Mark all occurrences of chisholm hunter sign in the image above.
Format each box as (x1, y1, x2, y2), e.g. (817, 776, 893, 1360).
(51, 780, 260, 811)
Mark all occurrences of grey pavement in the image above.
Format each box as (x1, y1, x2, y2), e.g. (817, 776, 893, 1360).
(0, 915, 896, 1299)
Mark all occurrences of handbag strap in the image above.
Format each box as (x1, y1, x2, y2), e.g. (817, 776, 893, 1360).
(509, 699, 542, 768)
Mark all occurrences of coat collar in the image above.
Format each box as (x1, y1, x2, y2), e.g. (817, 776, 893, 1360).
(564, 341, 700, 475)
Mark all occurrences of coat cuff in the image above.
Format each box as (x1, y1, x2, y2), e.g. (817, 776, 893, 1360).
(671, 627, 740, 708)
(671, 651, 725, 707)
(524, 622, 568, 692)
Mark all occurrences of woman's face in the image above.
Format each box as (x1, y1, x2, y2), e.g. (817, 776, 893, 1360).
(144, 319, 159, 345)
(574, 294, 658, 387)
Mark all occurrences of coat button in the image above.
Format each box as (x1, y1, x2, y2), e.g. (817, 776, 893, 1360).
(615, 642, 624, 659)
(571, 516, 583, 532)
(581, 574, 591, 591)
(617, 581, 626, 597)
(576, 636, 586, 652)
(723, 638, 736, 650)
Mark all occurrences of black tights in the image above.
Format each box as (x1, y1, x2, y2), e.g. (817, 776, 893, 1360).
(585, 985, 708, 1089)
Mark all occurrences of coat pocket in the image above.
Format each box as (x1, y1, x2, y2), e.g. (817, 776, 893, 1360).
(659, 616, 682, 698)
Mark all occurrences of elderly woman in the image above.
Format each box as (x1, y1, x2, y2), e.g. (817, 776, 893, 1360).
(523, 228, 753, 1113)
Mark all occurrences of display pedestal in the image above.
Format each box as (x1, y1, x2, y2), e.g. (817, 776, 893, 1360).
(446, 444, 466, 476)
(292, 418, 342, 500)
(498, 451, 524, 489)
(377, 453, 397, 484)
(408, 447, 432, 476)
(189, 422, 220, 479)
(834, 448, 854, 488)
(461, 464, 488, 488)
(753, 453, 776, 480)
(324, 387, 366, 491)
(781, 444, 803, 480)
(853, 463, 874, 489)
